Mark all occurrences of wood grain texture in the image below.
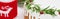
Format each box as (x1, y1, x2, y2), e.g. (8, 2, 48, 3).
(24, 13, 29, 19)
(24, 16, 29, 19)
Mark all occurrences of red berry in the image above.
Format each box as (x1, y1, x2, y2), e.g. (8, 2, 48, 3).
(40, 11, 44, 14)
(59, 12, 60, 15)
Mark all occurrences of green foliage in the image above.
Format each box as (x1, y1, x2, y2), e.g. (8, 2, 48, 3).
(26, 4, 40, 13)
(25, 0, 40, 13)
(26, 4, 31, 10)
(43, 6, 50, 11)
(45, 8, 56, 16)
(24, 0, 58, 16)
(57, 9, 60, 12)
(32, 5, 40, 13)
(26, 3, 57, 16)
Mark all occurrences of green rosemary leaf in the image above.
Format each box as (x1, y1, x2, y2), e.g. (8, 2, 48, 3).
(45, 9, 56, 16)
(57, 9, 60, 12)
(26, 4, 31, 10)
(43, 6, 50, 11)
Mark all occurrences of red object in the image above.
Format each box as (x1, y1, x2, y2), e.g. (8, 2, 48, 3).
(0, 0, 17, 19)
(40, 11, 44, 14)
(59, 12, 60, 15)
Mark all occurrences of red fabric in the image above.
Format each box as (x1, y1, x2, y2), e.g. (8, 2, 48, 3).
(0, 0, 17, 19)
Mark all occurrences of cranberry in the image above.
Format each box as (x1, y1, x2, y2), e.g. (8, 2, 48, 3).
(40, 11, 44, 14)
(59, 12, 60, 15)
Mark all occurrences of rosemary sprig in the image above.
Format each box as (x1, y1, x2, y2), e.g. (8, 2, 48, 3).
(45, 8, 56, 16)
(32, 4, 40, 13)
(57, 9, 60, 15)
(57, 9, 60, 12)
(43, 6, 50, 11)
